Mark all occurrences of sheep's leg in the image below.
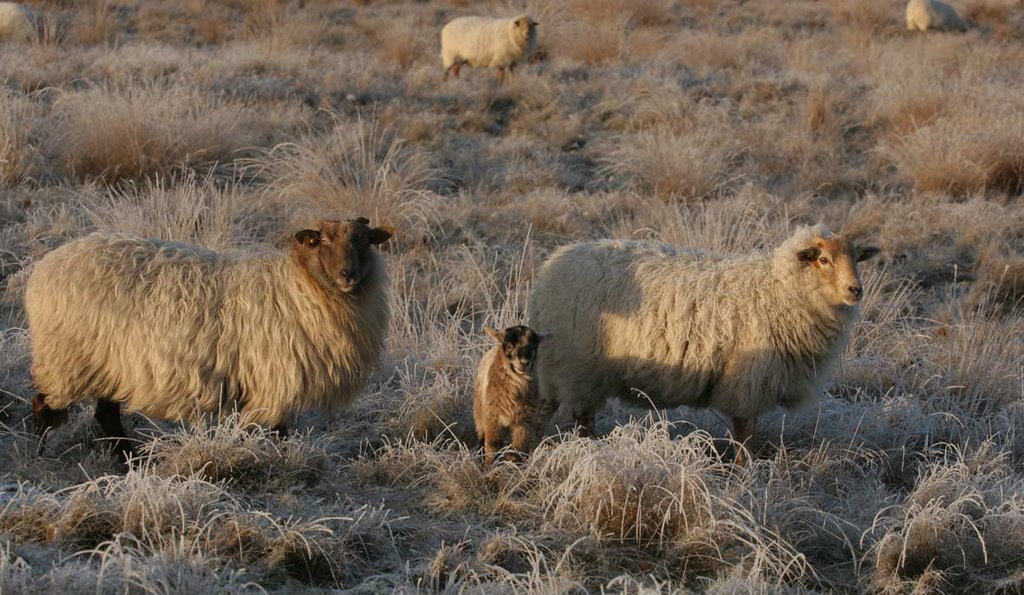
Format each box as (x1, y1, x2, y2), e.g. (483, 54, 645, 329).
(496, 67, 506, 86)
(32, 393, 67, 455)
(94, 398, 135, 463)
(270, 424, 289, 439)
(448, 63, 461, 80)
(32, 393, 67, 436)
(731, 416, 755, 467)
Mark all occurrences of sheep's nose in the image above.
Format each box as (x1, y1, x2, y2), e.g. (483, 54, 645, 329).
(849, 285, 863, 299)
(340, 269, 356, 282)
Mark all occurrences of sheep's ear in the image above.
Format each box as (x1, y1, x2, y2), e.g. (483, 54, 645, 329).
(857, 245, 881, 262)
(484, 327, 503, 342)
(796, 247, 820, 263)
(369, 225, 394, 245)
(295, 230, 321, 248)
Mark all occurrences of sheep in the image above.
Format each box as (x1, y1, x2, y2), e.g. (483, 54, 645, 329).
(906, 0, 969, 32)
(441, 14, 538, 85)
(528, 225, 880, 466)
(0, 3, 33, 42)
(26, 218, 393, 462)
(473, 325, 548, 465)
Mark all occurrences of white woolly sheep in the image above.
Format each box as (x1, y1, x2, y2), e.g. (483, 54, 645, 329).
(473, 325, 547, 465)
(27, 218, 393, 461)
(441, 14, 538, 85)
(906, 0, 968, 32)
(0, 2, 33, 42)
(529, 225, 880, 465)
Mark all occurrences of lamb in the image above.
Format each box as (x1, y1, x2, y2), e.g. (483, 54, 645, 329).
(441, 14, 538, 85)
(906, 0, 969, 32)
(528, 225, 880, 466)
(0, 3, 34, 42)
(473, 325, 547, 465)
(26, 218, 393, 461)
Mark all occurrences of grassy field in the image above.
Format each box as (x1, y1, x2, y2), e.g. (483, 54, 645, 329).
(0, 0, 1023, 592)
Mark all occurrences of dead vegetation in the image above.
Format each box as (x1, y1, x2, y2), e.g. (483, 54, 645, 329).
(0, 0, 1022, 592)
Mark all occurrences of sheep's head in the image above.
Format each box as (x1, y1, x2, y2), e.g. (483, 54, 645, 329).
(795, 231, 880, 307)
(485, 325, 549, 376)
(512, 14, 538, 41)
(293, 218, 393, 295)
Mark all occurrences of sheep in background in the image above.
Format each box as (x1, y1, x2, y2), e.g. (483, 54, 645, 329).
(26, 218, 393, 461)
(0, 2, 34, 42)
(473, 325, 548, 465)
(441, 14, 538, 85)
(906, 0, 969, 31)
(529, 225, 880, 466)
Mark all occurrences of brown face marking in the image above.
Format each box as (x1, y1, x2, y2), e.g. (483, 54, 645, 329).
(800, 235, 875, 307)
(292, 218, 393, 295)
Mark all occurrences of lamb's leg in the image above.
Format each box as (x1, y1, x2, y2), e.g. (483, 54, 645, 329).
(94, 398, 135, 464)
(509, 424, 531, 462)
(450, 63, 461, 79)
(496, 67, 505, 86)
(482, 431, 501, 467)
(573, 411, 595, 438)
(270, 424, 288, 439)
(731, 416, 755, 467)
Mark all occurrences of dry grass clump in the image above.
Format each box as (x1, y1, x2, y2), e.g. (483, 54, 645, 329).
(144, 417, 330, 491)
(868, 444, 1024, 591)
(75, 173, 276, 250)
(521, 420, 810, 585)
(0, 87, 40, 186)
(601, 125, 740, 202)
(47, 83, 289, 183)
(255, 116, 438, 242)
(0, 471, 397, 587)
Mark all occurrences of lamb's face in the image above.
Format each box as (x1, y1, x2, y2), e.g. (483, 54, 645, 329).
(487, 325, 548, 376)
(797, 235, 881, 307)
(293, 218, 393, 295)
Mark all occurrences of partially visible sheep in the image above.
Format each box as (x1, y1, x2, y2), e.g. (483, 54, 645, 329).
(441, 14, 538, 85)
(529, 225, 880, 466)
(26, 218, 393, 461)
(906, 0, 969, 32)
(473, 326, 547, 465)
(0, 3, 33, 42)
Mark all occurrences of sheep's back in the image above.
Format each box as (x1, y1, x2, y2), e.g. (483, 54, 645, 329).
(441, 16, 519, 68)
(25, 234, 224, 417)
(530, 241, 753, 412)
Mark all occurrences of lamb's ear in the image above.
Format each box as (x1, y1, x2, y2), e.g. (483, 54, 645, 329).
(484, 327, 503, 342)
(796, 247, 820, 263)
(857, 245, 881, 262)
(295, 230, 321, 248)
(369, 225, 394, 245)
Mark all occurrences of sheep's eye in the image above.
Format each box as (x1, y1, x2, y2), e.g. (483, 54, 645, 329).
(818, 256, 830, 266)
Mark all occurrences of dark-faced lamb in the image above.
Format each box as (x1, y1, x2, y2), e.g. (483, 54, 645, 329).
(473, 325, 548, 464)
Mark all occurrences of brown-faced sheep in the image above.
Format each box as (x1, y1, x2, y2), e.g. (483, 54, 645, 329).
(906, 0, 969, 31)
(26, 218, 393, 461)
(441, 14, 538, 85)
(528, 225, 880, 466)
(473, 325, 547, 465)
